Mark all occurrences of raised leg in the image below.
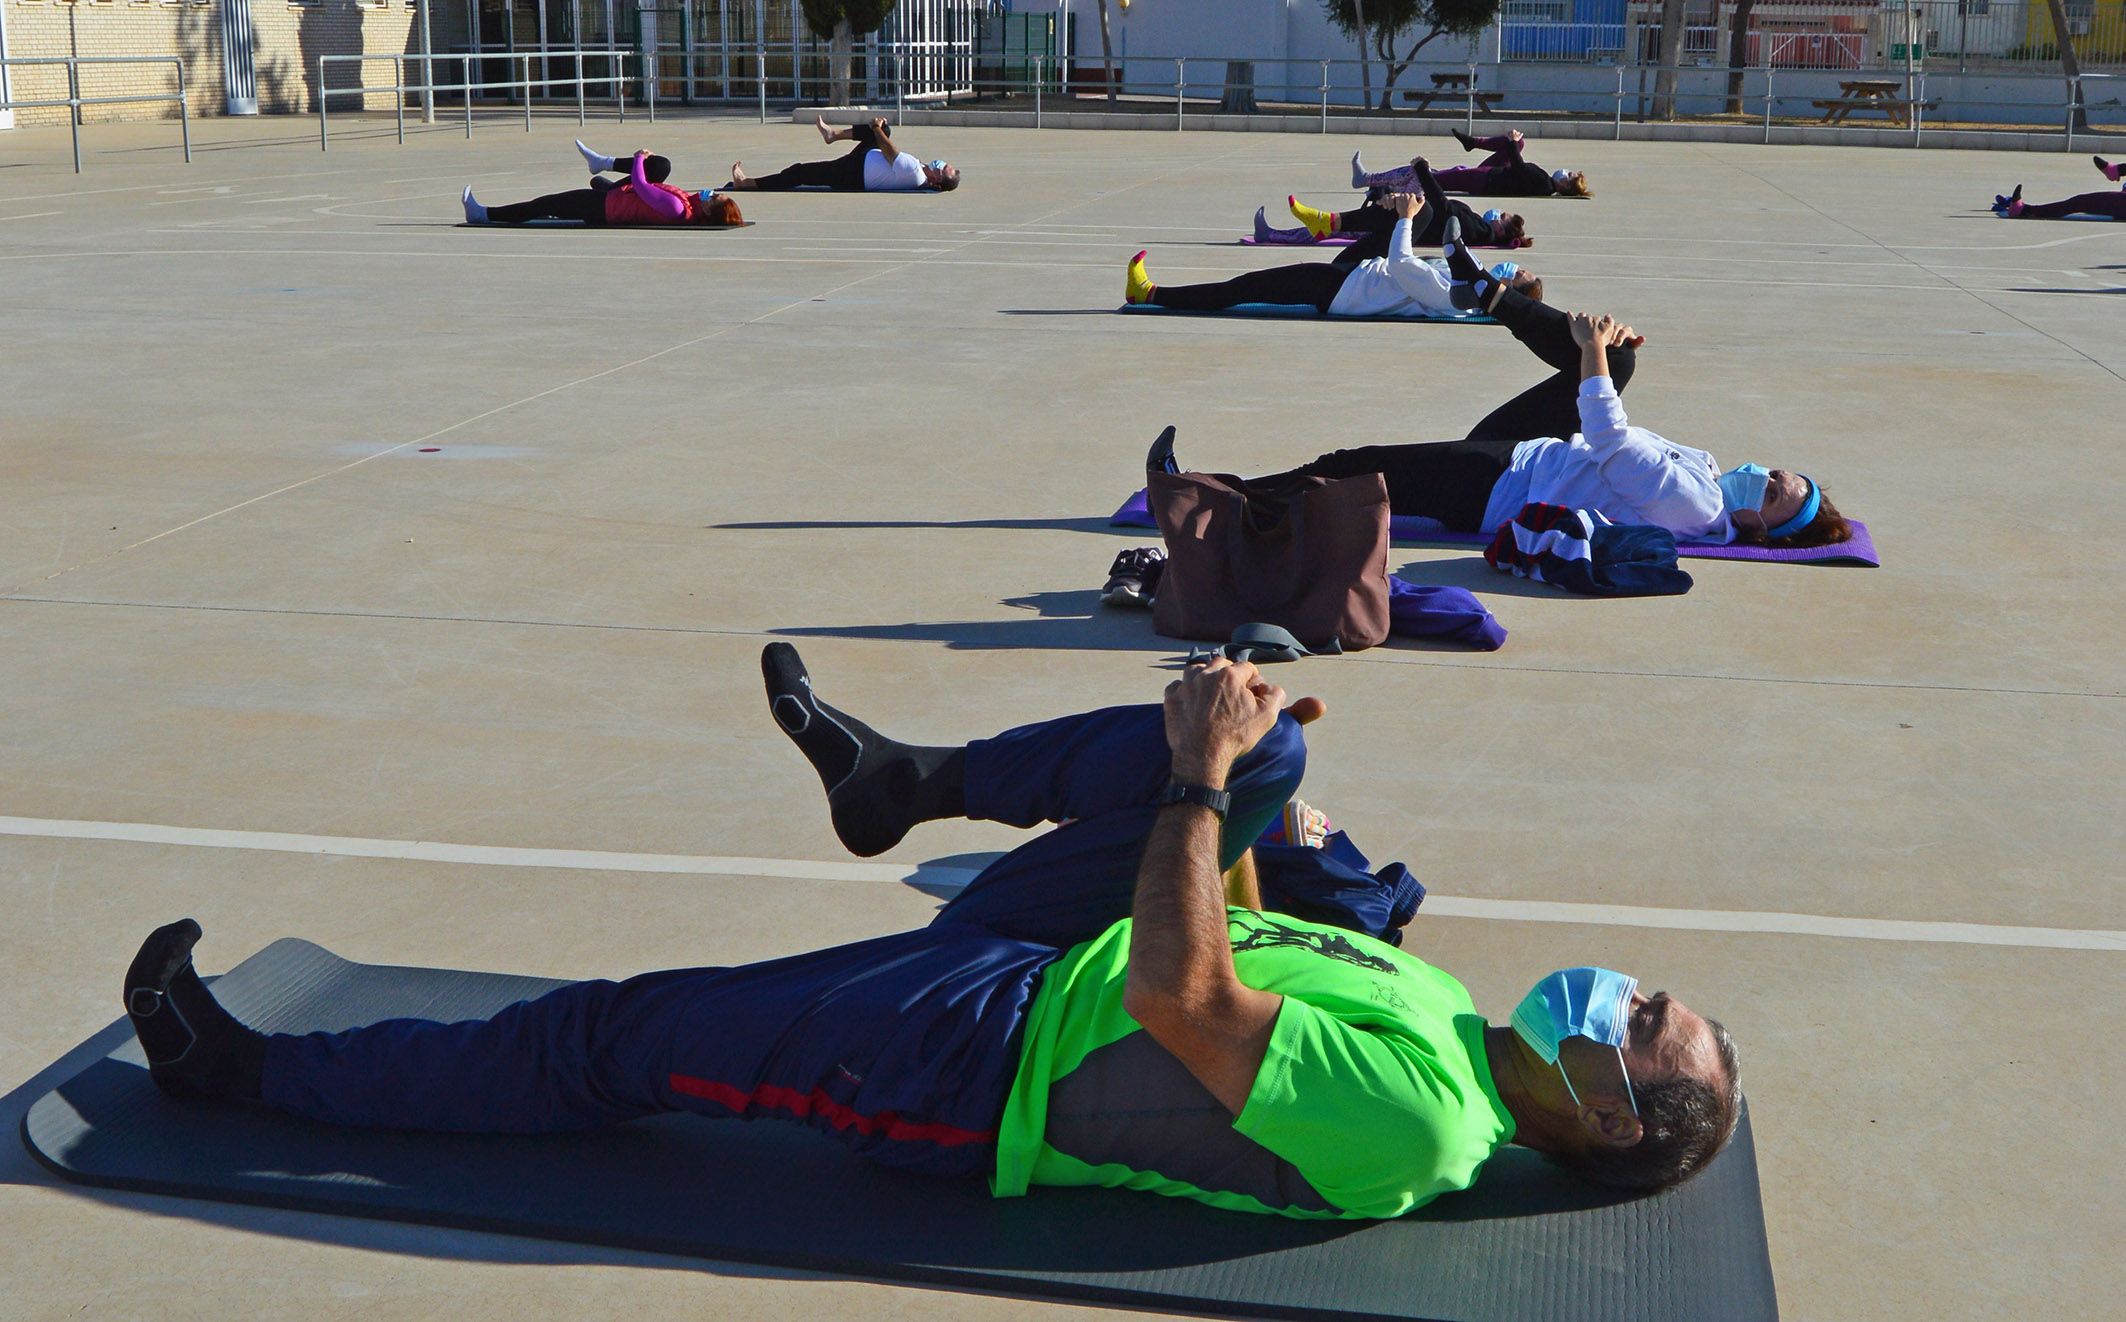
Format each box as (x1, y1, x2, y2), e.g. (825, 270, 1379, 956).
(933, 708, 1309, 945)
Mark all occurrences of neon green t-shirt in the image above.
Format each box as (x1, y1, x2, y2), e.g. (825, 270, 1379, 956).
(991, 908, 1514, 1219)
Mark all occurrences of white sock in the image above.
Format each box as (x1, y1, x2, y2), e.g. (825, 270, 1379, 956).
(575, 139, 615, 173)
(461, 186, 487, 224)
(1350, 151, 1367, 190)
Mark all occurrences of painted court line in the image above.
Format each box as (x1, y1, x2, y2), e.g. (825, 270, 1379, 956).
(2, 815, 2116, 953)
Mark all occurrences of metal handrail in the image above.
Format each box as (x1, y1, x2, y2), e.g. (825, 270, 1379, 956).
(0, 55, 189, 173)
(317, 50, 634, 151)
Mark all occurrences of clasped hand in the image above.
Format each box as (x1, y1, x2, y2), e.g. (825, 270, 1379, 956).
(1163, 658, 1323, 787)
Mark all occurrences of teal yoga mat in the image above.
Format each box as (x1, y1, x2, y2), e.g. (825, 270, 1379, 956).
(1121, 302, 1495, 325)
(25, 938, 1779, 1322)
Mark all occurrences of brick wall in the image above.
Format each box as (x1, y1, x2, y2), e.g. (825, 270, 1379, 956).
(3, 0, 420, 127)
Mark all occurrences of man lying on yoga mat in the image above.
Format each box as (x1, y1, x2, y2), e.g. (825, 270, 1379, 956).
(1128, 192, 1542, 317)
(461, 149, 743, 227)
(122, 646, 1741, 1219)
(1147, 296, 1853, 550)
(727, 115, 960, 192)
(1992, 156, 2126, 220)
(1353, 129, 1592, 200)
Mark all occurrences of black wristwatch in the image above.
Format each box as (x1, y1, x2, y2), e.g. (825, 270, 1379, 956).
(1156, 779, 1233, 820)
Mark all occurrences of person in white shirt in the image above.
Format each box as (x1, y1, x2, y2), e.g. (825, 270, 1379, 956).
(727, 115, 959, 192)
(1147, 307, 1854, 550)
(1125, 193, 1541, 318)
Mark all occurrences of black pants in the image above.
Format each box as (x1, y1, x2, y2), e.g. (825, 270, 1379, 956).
(600, 153, 672, 183)
(486, 188, 606, 225)
(1254, 289, 1638, 531)
(1149, 262, 1350, 315)
(1337, 162, 1492, 261)
(2018, 190, 2126, 221)
(752, 123, 887, 191)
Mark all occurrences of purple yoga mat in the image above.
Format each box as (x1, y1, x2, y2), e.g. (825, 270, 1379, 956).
(1109, 489, 1879, 567)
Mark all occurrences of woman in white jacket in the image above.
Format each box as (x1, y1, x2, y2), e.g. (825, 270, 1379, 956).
(1153, 309, 1853, 550)
(1124, 192, 1542, 318)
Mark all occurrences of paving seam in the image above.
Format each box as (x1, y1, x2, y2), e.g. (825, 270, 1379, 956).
(2, 596, 2117, 699)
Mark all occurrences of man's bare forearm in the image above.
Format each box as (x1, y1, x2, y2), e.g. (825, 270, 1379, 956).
(1124, 804, 1238, 1014)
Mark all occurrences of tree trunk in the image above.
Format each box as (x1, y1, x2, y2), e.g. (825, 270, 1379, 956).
(2042, 0, 2088, 129)
(829, 18, 853, 108)
(1352, 0, 1373, 110)
(1724, 0, 1759, 115)
(1097, 0, 1116, 105)
(1219, 61, 1259, 114)
(1653, 0, 1689, 120)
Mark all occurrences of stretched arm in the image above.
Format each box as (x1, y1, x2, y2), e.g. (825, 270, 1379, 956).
(1570, 313, 1726, 530)
(868, 116, 899, 160)
(629, 151, 687, 221)
(1122, 659, 1289, 1115)
(1381, 207, 1455, 308)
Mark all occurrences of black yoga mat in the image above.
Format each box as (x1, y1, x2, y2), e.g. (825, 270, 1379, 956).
(24, 939, 1778, 1322)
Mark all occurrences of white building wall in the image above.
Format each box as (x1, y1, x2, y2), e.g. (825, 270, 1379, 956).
(1030, 0, 1483, 105)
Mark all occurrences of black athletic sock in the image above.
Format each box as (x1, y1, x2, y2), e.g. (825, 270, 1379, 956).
(761, 643, 965, 857)
(1453, 127, 1476, 153)
(124, 919, 266, 1102)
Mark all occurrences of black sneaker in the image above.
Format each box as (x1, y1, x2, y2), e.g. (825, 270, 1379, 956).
(1102, 547, 1166, 608)
(1145, 425, 1180, 476)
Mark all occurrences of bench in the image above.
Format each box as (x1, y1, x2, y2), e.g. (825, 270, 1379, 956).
(1402, 75, 1504, 113)
(1811, 96, 1940, 126)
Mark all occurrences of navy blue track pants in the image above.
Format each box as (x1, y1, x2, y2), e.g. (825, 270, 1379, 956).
(260, 704, 1308, 1177)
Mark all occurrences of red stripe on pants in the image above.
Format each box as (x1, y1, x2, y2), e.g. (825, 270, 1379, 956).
(667, 1073, 997, 1147)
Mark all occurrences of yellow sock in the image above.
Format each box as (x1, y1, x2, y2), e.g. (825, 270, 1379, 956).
(1289, 194, 1334, 240)
(1125, 250, 1156, 305)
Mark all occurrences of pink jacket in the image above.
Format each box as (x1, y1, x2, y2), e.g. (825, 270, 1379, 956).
(602, 152, 696, 225)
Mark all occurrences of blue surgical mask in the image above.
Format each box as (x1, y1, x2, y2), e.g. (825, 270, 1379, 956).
(1487, 261, 1520, 283)
(1511, 967, 1639, 1113)
(1482, 208, 1503, 224)
(1717, 463, 1771, 515)
(928, 159, 948, 173)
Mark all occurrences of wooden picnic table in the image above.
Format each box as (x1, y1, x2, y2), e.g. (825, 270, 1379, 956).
(1814, 79, 1936, 126)
(1402, 72, 1504, 113)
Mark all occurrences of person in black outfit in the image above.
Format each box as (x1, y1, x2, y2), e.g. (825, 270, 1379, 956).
(727, 115, 960, 192)
(1288, 158, 1532, 257)
(1353, 130, 1591, 200)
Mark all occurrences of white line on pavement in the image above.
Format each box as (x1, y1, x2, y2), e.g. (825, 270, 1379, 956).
(1, 815, 2116, 952)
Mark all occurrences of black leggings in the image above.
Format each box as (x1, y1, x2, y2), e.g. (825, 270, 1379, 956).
(1150, 262, 1350, 315)
(1337, 162, 1492, 259)
(1254, 289, 1638, 531)
(2016, 190, 2126, 221)
(486, 188, 606, 225)
(751, 123, 887, 191)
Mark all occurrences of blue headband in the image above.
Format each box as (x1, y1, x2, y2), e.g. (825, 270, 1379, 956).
(1765, 477, 1822, 539)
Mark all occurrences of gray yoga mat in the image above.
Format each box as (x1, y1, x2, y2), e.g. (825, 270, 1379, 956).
(24, 938, 1778, 1322)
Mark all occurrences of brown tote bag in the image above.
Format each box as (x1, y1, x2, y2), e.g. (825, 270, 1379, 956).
(1149, 470, 1393, 652)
